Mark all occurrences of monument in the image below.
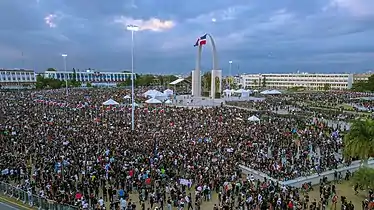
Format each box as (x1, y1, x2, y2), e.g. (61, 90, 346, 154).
(191, 34, 222, 98)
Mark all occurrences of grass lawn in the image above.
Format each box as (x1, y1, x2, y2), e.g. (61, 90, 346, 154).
(308, 181, 367, 209)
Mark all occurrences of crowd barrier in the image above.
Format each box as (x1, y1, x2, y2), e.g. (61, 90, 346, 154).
(240, 159, 374, 188)
(0, 181, 78, 210)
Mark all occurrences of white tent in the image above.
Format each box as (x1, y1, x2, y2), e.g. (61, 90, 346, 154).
(234, 89, 247, 94)
(102, 99, 119, 106)
(144, 90, 168, 101)
(124, 95, 131, 99)
(248, 115, 260, 122)
(260, 90, 271, 94)
(153, 92, 168, 101)
(143, 90, 163, 97)
(269, 90, 282, 94)
(234, 89, 251, 98)
(145, 98, 162, 104)
(164, 99, 172, 104)
(223, 89, 232, 97)
(163, 89, 174, 96)
(260, 90, 282, 95)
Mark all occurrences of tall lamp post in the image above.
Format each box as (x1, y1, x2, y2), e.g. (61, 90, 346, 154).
(228, 60, 233, 88)
(62, 54, 68, 96)
(126, 24, 139, 131)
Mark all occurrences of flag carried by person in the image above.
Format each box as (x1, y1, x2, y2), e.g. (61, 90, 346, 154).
(194, 34, 207, 47)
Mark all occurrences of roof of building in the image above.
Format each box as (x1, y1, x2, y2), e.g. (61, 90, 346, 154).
(0, 69, 34, 72)
(170, 78, 185, 85)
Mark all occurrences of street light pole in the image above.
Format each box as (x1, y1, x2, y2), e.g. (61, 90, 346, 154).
(126, 24, 139, 131)
(229, 60, 233, 88)
(62, 54, 68, 96)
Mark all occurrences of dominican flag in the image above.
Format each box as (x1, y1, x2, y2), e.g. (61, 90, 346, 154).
(194, 34, 207, 47)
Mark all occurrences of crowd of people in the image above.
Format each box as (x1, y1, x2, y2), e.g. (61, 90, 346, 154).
(0, 89, 370, 209)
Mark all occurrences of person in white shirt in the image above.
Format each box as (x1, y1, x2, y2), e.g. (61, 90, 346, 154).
(98, 197, 104, 207)
(83, 202, 89, 209)
(120, 198, 127, 210)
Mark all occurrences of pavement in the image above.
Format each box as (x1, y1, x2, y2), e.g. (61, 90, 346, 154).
(0, 196, 34, 210)
(0, 201, 20, 210)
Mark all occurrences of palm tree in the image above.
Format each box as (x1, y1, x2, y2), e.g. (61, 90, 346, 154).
(343, 119, 374, 163)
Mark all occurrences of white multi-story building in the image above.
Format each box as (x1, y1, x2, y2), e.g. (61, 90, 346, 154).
(0, 69, 36, 89)
(239, 73, 372, 90)
(44, 70, 133, 83)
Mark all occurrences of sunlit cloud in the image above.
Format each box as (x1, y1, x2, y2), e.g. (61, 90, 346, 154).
(114, 16, 175, 32)
(44, 14, 57, 28)
(324, 0, 374, 17)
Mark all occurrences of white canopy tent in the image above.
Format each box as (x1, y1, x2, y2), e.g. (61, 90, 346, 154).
(234, 89, 246, 94)
(223, 89, 233, 97)
(144, 90, 167, 100)
(163, 89, 174, 96)
(145, 98, 162, 104)
(235, 89, 251, 98)
(269, 90, 282, 94)
(124, 95, 131, 99)
(153, 92, 168, 101)
(164, 99, 172, 104)
(248, 115, 260, 122)
(260, 90, 282, 95)
(143, 90, 162, 97)
(102, 99, 119, 106)
(260, 90, 270, 94)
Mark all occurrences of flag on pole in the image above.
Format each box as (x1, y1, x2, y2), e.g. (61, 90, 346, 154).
(194, 34, 207, 47)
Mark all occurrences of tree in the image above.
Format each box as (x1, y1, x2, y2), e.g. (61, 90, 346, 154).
(351, 74, 374, 92)
(352, 81, 369, 92)
(352, 167, 374, 190)
(253, 79, 258, 87)
(343, 119, 374, 163)
(135, 74, 154, 87)
(36, 75, 64, 89)
(323, 83, 331, 91)
(46, 68, 56, 71)
(262, 76, 266, 87)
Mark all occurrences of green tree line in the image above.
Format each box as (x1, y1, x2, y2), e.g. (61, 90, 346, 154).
(351, 75, 374, 92)
(37, 68, 178, 89)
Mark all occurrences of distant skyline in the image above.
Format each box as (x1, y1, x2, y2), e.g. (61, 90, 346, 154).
(0, 0, 374, 75)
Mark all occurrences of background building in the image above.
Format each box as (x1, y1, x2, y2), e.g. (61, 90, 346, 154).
(238, 73, 372, 90)
(44, 69, 132, 83)
(0, 69, 36, 89)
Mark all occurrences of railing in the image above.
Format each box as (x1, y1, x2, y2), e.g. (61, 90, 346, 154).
(240, 158, 374, 188)
(0, 181, 78, 210)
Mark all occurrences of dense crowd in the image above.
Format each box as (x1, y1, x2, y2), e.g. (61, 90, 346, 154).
(0, 89, 361, 209)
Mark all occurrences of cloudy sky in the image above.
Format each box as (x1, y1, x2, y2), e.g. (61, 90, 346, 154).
(0, 0, 374, 75)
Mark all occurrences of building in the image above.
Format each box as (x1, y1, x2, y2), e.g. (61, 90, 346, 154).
(0, 69, 36, 89)
(43, 69, 133, 83)
(353, 73, 372, 83)
(238, 73, 374, 90)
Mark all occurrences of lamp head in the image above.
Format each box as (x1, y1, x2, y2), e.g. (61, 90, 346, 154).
(61, 54, 67, 57)
(126, 25, 139, 31)
(229, 60, 233, 64)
